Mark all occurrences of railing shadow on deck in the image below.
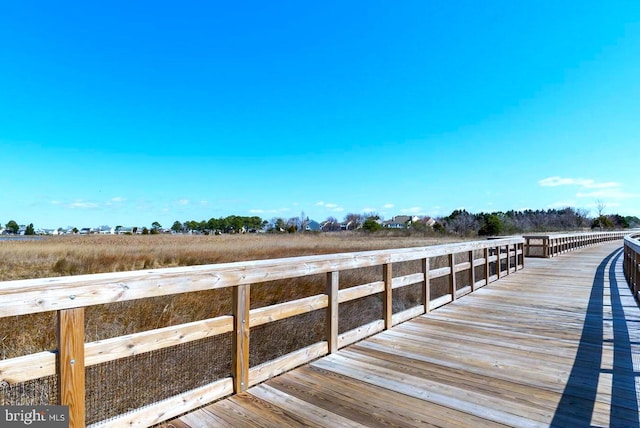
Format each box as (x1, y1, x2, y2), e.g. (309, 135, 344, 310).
(550, 248, 640, 428)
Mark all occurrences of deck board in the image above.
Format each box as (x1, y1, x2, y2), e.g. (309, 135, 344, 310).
(169, 242, 640, 427)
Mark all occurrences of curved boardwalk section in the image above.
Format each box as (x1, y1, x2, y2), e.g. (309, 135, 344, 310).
(169, 242, 640, 427)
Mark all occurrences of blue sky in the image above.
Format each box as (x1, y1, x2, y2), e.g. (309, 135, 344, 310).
(1, 1, 639, 229)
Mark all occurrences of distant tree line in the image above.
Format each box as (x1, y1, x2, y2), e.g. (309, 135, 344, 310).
(3, 207, 639, 237)
(168, 216, 268, 234)
(436, 208, 640, 237)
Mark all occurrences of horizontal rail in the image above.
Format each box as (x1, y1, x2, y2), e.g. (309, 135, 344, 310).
(1, 237, 527, 427)
(623, 233, 640, 303)
(523, 231, 632, 258)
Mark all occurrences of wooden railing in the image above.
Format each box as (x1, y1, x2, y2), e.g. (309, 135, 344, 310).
(624, 233, 640, 302)
(0, 238, 525, 427)
(523, 231, 631, 258)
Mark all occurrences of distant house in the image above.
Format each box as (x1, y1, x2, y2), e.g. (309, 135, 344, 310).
(304, 220, 322, 232)
(79, 227, 92, 235)
(95, 225, 115, 234)
(115, 226, 136, 235)
(418, 216, 436, 227)
(340, 220, 357, 231)
(383, 215, 418, 229)
(17, 225, 27, 235)
(37, 228, 58, 235)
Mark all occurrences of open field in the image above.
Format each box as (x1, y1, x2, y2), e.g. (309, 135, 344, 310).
(0, 232, 463, 359)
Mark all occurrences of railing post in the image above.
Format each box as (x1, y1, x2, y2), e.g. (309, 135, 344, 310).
(469, 250, 476, 290)
(449, 254, 457, 301)
(635, 251, 639, 301)
(326, 271, 339, 353)
(383, 263, 393, 329)
(58, 308, 85, 428)
(233, 284, 250, 393)
(484, 248, 490, 285)
(543, 237, 549, 258)
(422, 258, 431, 313)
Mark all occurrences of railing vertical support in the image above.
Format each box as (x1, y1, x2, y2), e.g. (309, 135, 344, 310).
(58, 308, 85, 428)
(469, 250, 476, 291)
(543, 238, 549, 258)
(449, 254, 457, 301)
(326, 271, 339, 353)
(422, 258, 430, 313)
(233, 284, 250, 393)
(635, 252, 639, 300)
(484, 248, 490, 285)
(383, 263, 393, 329)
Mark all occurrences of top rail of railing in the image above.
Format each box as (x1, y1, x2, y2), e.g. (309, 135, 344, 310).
(624, 232, 640, 253)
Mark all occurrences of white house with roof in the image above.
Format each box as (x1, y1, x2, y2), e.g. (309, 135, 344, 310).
(383, 215, 419, 229)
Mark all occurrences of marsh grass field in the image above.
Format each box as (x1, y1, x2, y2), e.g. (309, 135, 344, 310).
(0, 232, 462, 359)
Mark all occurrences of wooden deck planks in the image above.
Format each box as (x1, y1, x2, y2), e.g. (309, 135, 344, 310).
(170, 242, 640, 427)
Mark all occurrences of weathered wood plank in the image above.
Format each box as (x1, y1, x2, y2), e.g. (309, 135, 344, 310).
(250, 295, 327, 327)
(233, 284, 249, 393)
(58, 308, 85, 428)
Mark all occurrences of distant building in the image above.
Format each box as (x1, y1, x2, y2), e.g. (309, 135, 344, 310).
(383, 216, 418, 229)
(304, 220, 322, 232)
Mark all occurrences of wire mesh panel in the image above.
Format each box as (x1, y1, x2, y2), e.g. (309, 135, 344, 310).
(0, 375, 58, 406)
(526, 238, 546, 257)
(392, 282, 423, 313)
(429, 275, 449, 300)
(488, 248, 498, 277)
(339, 266, 382, 290)
(249, 309, 325, 367)
(86, 332, 232, 425)
(391, 260, 423, 313)
(454, 252, 471, 290)
(0, 313, 57, 359)
(338, 294, 383, 334)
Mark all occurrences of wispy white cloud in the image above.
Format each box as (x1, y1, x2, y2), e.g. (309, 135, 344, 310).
(315, 201, 343, 212)
(576, 188, 638, 199)
(383, 203, 394, 209)
(547, 200, 578, 209)
(69, 200, 100, 209)
(539, 176, 620, 189)
(175, 199, 190, 205)
(50, 199, 100, 209)
(540, 176, 638, 203)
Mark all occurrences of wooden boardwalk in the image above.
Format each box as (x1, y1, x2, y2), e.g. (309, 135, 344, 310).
(168, 242, 640, 427)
